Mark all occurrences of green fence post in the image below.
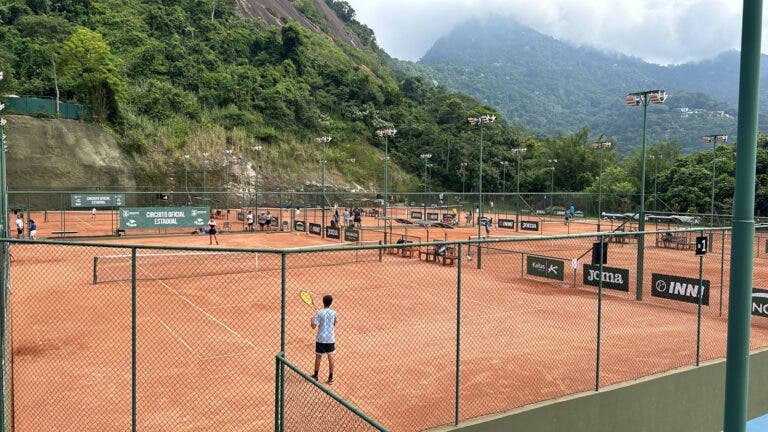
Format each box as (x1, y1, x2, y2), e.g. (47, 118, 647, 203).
(595, 236, 604, 391)
(274, 354, 283, 432)
(696, 240, 704, 367)
(454, 243, 462, 426)
(280, 253, 286, 353)
(131, 248, 137, 432)
(720, 228, 726, 317)
(724, 1, 763, 430)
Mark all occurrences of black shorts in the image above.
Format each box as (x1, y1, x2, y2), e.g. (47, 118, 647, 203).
(209, 228, 217, 235)
(16, 228, 22, 235)
(315, 342, 335, 355)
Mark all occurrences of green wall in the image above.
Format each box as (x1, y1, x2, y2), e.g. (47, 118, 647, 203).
(437, 349, 768, 432)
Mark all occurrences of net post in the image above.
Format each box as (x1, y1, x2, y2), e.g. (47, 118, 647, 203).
(454, 243, 462, 426)
(92, 256, 98, 285)
(378, 241, 383, 262)
(131, 248, 137, 432)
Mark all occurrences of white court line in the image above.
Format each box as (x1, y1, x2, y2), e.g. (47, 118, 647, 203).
(152, 312, 194, 352)
(139, 265, 258, 350)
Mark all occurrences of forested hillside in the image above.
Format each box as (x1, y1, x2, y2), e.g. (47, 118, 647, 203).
(415, 16, 768, 153)
(3, 1, 768, 216)
(0, 0, 526, 193)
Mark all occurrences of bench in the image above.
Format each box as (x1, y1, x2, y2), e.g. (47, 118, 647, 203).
(438, 246, 458, 266)
(419, 246, 438, 262)
(657, 235, 695, 250)
(400, 242, 417, 258)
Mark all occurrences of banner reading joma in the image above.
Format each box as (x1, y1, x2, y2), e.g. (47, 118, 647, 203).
(120, 207, 209, 229)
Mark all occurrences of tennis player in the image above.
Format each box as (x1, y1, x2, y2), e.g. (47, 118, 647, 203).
(311, 294, 337, 384)
(208, 216, 219, 245)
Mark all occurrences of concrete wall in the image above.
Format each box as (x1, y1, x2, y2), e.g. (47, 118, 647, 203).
(437, 349, 768, 432)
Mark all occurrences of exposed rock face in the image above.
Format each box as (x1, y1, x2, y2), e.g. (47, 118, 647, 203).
(4, 115, 136, 192)
(235, 0, 360, 48)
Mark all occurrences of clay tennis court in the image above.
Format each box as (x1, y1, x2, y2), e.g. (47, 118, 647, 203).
(7, 222, 768, 431)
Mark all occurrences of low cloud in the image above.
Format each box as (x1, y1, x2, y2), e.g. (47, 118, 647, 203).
(346, 0, 767, 64)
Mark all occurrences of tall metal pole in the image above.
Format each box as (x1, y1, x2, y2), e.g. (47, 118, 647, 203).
(703, 135, 728, 226)
(376, 128, 396, 219)
(202, 152, 209, 194)
(711, 139, 717, 226)
(384, 136, 388, 219)
(653, 155, 659, 213)
(548, 159, 557, 209)
(626, 89, 666, 302)
(316, 136, 332, 235)
(516, 153, 522, 232)
(723, 1, 762, 430)
(478, 122, 484, 241)
(598, 146, 604, 232)
(637, 100, 648, 301)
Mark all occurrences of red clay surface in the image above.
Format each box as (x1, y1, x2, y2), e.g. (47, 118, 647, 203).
(8, 218, 768, 432)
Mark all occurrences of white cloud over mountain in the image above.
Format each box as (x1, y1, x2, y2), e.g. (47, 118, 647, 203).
(346, 0, 767, 65)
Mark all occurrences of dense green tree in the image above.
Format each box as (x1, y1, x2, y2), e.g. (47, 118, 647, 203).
(58, 26, 122, 120)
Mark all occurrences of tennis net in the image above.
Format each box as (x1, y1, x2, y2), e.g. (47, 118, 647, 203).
(93, 241, 383, 284)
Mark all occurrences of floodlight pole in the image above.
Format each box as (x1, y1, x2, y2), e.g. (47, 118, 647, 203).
(548, 159, 557, 209)
(202, 152, 209, 194)
(650, 154, 659, 213)
(626, 89, 667, 301)
(723, 1, 762, 429)
(252, 145, 262, 212)
(316, 136, 332, 236)
(376, 128, 396, 220)
(420, 153, 432, 219)
(460, 162, 468, 195)
(500, 161, 509, 200)
(0, 73, 8, 240)
(703, 134, 728, 226)
(592, 142, 612, 232)
(224, 149, 233, 211)
(513, 150, 525, 232)
(469, 115, 495, 243)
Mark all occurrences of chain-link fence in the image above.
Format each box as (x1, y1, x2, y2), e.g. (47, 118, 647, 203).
(12, 190, 764, 240)
(4, 226, 768, 431)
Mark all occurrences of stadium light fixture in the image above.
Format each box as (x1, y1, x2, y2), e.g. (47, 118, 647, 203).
(316, 135, 332, 234)
(703, 134, 728, 227)
(376, 128, 397, 220)
(591, 141, 613, 232)
(468, 115, 496, 250)
(511, 148, 527, 232)
(626, 89, 667, 301)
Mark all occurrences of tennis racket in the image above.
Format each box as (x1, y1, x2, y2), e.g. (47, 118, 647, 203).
(300, 290, 317, 310)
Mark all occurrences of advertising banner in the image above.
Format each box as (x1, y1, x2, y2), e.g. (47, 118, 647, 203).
(71, 193, 125, 208)
(119, 207, 209, 229)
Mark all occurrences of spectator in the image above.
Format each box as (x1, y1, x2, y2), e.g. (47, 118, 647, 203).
(28, 219, 37, 240)
(246, 211, 254, 232)
(15, 215, 24, 239)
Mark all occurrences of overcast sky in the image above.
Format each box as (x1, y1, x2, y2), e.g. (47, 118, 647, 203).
(345, 0, 768, 65)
